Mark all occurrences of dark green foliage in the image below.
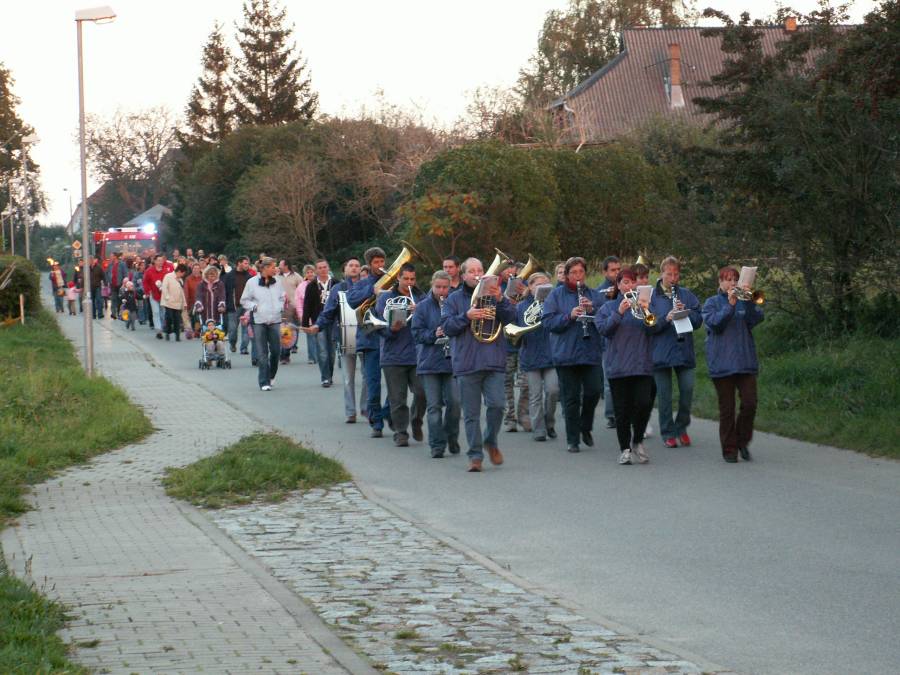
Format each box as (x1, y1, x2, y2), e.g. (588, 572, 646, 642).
(0, 255, 39, 318)
(182, 22, 235, 149)
(163, 432, 351, 508)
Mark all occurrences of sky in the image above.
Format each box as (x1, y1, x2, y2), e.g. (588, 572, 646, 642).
(0, 0, 879, 227)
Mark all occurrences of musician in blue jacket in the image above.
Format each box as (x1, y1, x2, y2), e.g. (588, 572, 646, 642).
(515, 272, 558, 442)
(346, 247, 391, 437)
(541, 257, 603, 454)
(648, 256, 703, 448)
(305, 257, 366, 423)
(701, 266, 764, 463)
(596, 268, 655, 466)
(411, 270, 460, 458)
(441, 257, 516, 472)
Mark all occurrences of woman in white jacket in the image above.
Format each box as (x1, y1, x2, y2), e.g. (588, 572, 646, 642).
(160, 263, 189, 341)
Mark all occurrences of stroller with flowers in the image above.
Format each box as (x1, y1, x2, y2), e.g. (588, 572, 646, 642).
(198, 319, 231, 369)
(193, 275, 230, 370)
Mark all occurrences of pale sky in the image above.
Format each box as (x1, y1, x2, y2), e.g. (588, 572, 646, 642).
(0, 0, 878, 226)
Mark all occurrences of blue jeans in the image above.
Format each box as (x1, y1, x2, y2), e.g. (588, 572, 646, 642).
(305, 332, 319, 363)
(149, 297, 162, 330)
(92, 289, 104, 319)
(458, 370, 505, 460)
(421, 373, 461, 453)
(53, 291, 64, 312)
(316, 324, 335, 382)
(654, 366, 695, 439)
(137, 297, 147, 323)
(253, 322, 281, 388)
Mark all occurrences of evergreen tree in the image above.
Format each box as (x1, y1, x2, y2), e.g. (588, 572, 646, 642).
(232, 0, 318, 126)
(183, 23, 234, 147)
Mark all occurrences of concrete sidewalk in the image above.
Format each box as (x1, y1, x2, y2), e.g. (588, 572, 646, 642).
(2, 305, 370, 674)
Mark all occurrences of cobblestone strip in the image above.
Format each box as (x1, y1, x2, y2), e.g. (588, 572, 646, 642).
(1, 315, 349, 675)
(212, 486, 727, 675)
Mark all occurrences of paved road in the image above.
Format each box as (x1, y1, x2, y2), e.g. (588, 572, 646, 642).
(77, 313, 900, 674)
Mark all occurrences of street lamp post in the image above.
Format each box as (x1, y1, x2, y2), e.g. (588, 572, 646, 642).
(76, 5, 116, 375)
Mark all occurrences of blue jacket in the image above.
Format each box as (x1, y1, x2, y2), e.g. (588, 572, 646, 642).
(702, 291, 764, 378)
(105, 259, 128, 289)
(316, 278, 356, 329)
(441, 283, 516, 376)
(346, 275, 381, 352)
(515, 298, 553, 371)
(411, 292, 452, 375)
(376, 288, 419, 367)
(541, 284, 603, 367)
(595, 300, 654, 378)
(648, 283, 703, 369)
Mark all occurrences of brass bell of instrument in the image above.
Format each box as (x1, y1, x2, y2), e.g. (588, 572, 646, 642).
(354, 243, 415, 324)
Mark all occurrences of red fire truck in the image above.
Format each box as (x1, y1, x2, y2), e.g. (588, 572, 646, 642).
(92, 226, 159, 266)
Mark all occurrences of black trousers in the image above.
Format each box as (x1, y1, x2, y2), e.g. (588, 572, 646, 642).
(164, 306, 183, 336)
(712, 374, 758, 453)
(556, 364, 603, 446)
(609, 375, 654, 451)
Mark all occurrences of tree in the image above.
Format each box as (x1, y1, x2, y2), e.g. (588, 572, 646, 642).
(182, 23, 235, 149)
(84, 107, 179, 227)
(232, 0, 318, 126)
(517, 0, 695, 104)
(230, 157, 329, 261)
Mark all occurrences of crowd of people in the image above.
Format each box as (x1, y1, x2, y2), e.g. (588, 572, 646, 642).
(54, 246, 764, 471)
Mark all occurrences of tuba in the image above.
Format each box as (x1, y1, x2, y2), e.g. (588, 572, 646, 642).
(504, 283, 552, 344)
(355, 243, 414, 324)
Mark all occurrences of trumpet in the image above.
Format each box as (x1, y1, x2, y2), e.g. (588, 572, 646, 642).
(732, 287, 766, 305)
(624, 289, 656, 327)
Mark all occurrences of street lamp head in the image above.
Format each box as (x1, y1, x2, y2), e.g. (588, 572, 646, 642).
(75, 6, 116, 23)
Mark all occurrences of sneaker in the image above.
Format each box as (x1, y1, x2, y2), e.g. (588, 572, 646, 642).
(644, 423, 654, 438)
(321, 379, 332, 388)
(346, 415, 357, 424)
(567, 444, 580, 453)
(606, 417, 616, 429)
(739, 446, 752, 461)
(240, 348, 248, 355)
(503, 422, 517, 433)
(547, 428, 557, 439)
(679, 432, 692, 447)
(394, 433, 409, 447)
(664, 438, 678, 449)
(533, 434, 547, 442)
(431, 450, 445, 459)
(633, 442, 649, 464)
(261, 385, 272, 391)
(371, 428, 383, 438)
(618, 448, 633, 465)
(486, 445, 504, 466)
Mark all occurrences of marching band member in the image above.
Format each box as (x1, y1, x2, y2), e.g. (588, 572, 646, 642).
(649, 256, 703, 448)
(632, 262, 654, 438)
(597, 256, 622, 430)
(441, 258, 516, 472)
(596, 268, 655, 465)
(516, 272, 559, 442)
(304, 257, 367, 423)
(411, 270, 461, 458)
(503, 261, 531, 433)
(347, 247, 392, 438)
(702, 266, 764, 463)
(541, 257, 603, 454)
(376, 263, 426, 447)
(442, 255, 463, 293)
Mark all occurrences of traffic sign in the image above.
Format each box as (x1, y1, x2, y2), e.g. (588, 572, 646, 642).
(73, 249, 82, 258)
(72, 240, 82, 249)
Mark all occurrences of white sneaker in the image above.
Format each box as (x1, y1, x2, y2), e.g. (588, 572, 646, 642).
(261, 385, 272, 391)
(633, 442, 649, 464)
(618, 449, 632, 465)
(644, 423, 654, 438)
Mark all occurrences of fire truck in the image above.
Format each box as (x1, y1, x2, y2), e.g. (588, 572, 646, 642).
(92, 225, 159, 267)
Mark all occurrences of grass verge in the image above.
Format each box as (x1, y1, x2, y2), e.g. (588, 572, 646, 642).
(0, 310, 154, 525)
(163, 432, 351, 508)
(0, 307, 152, 672)
(691, 321, 899, 458)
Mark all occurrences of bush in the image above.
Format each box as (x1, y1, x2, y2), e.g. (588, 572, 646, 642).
(0, 255, 39, 319)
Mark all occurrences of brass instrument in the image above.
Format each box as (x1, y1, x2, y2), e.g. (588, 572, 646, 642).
(486, 248, 513, 277)
(354, 243, 415, 324)
(470, 274, 502, 343)
(635, 254, 649, 266)
(505, 253, 541, 303)
(733, 287, 766, 305)
(624, 289, 656, 326)
(504, 283, 552, 344)
(362, 292, 416, 334)
(576, 281, 595, 339)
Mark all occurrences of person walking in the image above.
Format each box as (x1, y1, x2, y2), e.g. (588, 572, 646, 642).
(295, 264, 318, 365)
(279, 260, 303, 353)
(143, 253, 174, 338)
(240, 257, 286, 391)
(184, 263, 203, 338)
(226, 256, 255, 357)
(302, 259, 337, 386)
(412, 270, 461, 458)
(160, 263, 189, 341)
(441, 257, 516, 472)
(105, 252, 127, 320)
(89, 256, 105, 320)
(193, 265, 226, 326)
(49, 262, 67, 313)
(702, 266, 764, 463)
(596, 255, 622, 429)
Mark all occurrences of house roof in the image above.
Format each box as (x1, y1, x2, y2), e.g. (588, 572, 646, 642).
(552, 25, 816, 142)
(123, 203, 171, 228)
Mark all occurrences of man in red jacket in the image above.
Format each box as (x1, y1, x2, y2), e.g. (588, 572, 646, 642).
(143, 253, 174, 339)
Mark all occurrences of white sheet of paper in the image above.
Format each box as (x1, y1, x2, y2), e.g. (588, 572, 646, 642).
(673, 316, 693, 334)
(738, 266, 757, 288)
(637, 285, 653, 303)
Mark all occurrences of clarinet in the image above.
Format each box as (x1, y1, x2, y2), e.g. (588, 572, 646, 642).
(576, 282, 592, 340)
(437, 295, 451, 358)
(672, 283, 685, 342)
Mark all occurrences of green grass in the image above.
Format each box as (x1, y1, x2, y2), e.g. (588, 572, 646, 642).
(162, 432, 351, 508)
(691, 317, 899, 457)
(0, 310, 154, 526)
(0, 570, 88, 674)
(0, 308, 150, 673)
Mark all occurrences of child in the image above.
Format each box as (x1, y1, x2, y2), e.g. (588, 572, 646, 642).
(120, 280, 138, 331)
(65, 281, 80, 316)
(201, 319, 227, 358)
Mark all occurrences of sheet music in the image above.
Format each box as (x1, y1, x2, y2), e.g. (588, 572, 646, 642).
(738, 266, 757, 289)
(475, 275, 499, 298)
(637, 285, 653, 303)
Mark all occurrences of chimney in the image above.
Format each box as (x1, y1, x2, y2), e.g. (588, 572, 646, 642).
(784, 16, 797, 32)
(668, 43, 685, 109)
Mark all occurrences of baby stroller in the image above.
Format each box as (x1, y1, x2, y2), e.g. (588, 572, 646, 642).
(198, 320, 231, 370)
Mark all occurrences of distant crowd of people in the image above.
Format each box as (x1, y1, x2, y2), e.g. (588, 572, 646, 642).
(50, 246, 765, 469)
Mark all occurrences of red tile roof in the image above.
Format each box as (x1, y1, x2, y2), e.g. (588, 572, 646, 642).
(552, 25, 805, 142)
